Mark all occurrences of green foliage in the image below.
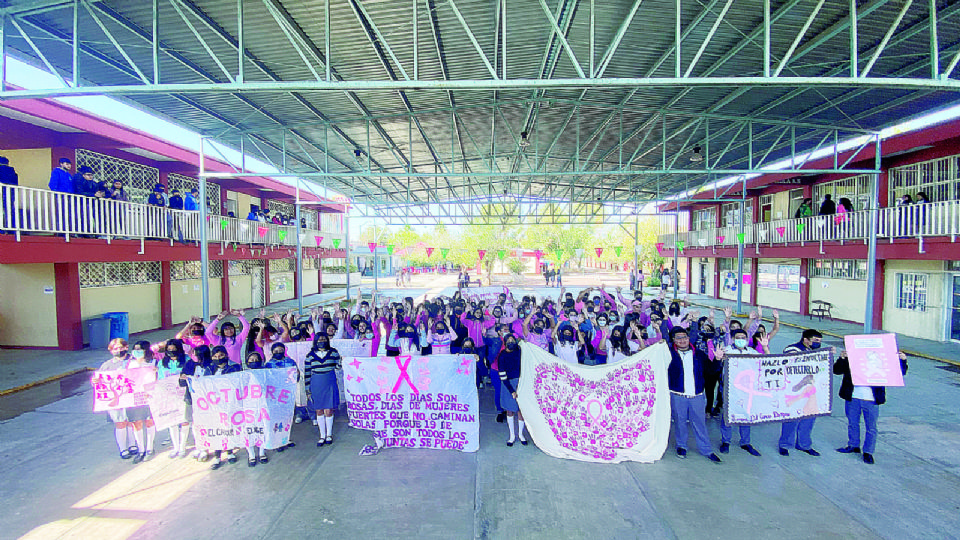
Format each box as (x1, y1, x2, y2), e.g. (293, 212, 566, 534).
(507, 258, 525, 275)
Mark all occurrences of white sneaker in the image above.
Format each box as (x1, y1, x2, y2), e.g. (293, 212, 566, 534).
(294, 417, 303, 424)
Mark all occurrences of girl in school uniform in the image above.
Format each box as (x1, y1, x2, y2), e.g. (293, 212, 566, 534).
(304, 334, 342, 447)
(207, 346, 242, 470)
(156, 338, 189, 458)
(98, 339, 138, 460)
(552, 324, 584, 365)
(496, 334, 527, 446)
(204, 310, 249, 363)
(126, 340, 158, 463)
(427, 318, 453, 355)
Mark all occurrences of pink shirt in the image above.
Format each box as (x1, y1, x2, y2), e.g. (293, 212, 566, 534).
(205, 316, 249, 363)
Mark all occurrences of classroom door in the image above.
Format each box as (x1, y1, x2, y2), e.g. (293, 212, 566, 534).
(951, 275, 960, 342)
(699, 262, 708, 294)
(251, 267, 265, 309)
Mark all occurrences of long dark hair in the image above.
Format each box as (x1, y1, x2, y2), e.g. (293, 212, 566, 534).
(133, 340, 154, 362)
(161, 338, 186, 369)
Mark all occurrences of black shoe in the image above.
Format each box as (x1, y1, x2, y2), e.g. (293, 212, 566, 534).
(863, 453, 875, 464)
(227, 454, 238, 464)
(676, 448, 687, 459)
(286, 442, 296, 449)
(836, 446, 861, 454)
(741, 444, 761, 457)
(120, 449, 134, 460)
(719, 443, 730, 454)
(132, 452, 145, 464)
(247, 459, 257, 468)
(707, 453, 722, 463)
(519, 439, 528, 446)
(506, 440, 514, 447)
(210, 461, 224, 470)
(796, 447, 821, 457)
(259, 455, 269, 464)
(778, 447, 789, 456)
(317, 440, 325, 447)
(496, 412, 506, 423)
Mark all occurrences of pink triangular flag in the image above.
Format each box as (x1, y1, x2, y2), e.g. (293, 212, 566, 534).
(315, 236, 323, 246)
(257, 226, 268, 237)
(776, 226, 786, 237)
(717, 236, 725, 243)
(478, 249, 486, 261)
(595, 247, 603, 257)
(656, 242, 664, 253)
(426, 247, 434, 257)
(368, 242, 377, 253)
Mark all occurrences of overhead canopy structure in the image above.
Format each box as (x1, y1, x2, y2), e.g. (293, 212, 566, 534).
(1, 0, 959, 224)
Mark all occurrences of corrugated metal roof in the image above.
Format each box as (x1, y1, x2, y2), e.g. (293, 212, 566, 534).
(5, 0, 960, 205)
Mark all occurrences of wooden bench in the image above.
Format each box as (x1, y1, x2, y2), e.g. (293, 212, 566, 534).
(809, 300, 833, 321)
(461, 280, 483, 288)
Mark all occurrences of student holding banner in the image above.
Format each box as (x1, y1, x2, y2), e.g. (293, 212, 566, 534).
(127, 341, 158, 463)
(833, 349, 908, 464)
(265, 343, 300, 455)
(712, 329, 764, 457)
(305, 334, 342, 446)
(666, 327, 723, 463)
(157, 339, 190, 458)
(206, 347, 242, 470)
(778, 329, 825, 457)
(98, 339, 140, 460)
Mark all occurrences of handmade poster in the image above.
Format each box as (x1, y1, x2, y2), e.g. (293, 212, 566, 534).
(189, 368, 297, 451)
(515, 342, 671, 464)
(843, 333, 905, 387)
(724, 350, 833, 425)
(343, 355, 479, 452)
(286, 339, 372, 404)
(461, 286, 509, 304)
(146, 376, 187, 432)
(92, 368, 157, 412)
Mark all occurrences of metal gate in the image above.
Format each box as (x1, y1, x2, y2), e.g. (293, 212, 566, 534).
(251, 265, 265, 309)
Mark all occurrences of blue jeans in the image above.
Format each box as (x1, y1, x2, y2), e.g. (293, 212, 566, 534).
(845, 399, 880, 454)
(719, 415, 751, 445)
(779, 417, 817, 450)
(671, 393, 712, 456)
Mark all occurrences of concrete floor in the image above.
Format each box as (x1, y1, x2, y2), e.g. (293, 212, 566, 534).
(2, 277, 959, 539)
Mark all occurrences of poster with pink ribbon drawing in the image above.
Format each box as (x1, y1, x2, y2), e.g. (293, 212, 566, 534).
(724, 350, 833, 425)
(515, 342, 672, 464)
(843, 333, 905, 387)
(91, 368, 157, 412)
(342, 355, 479, 452)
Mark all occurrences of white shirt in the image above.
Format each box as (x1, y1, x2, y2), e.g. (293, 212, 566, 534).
(852, 385, 875, 401)
(679, 348, 695, 396)
(555, 342, 580, 365)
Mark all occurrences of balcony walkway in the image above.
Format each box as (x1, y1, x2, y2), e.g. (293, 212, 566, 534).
(2, 275, 959, 539)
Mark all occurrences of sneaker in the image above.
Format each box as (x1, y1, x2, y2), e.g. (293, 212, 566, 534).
(676, 447, 687, 459)
(248, 459, 257, 468)
(778, 447, 789, 456)
(719, 443, 730, 454)
(706, 453, 722, 463)
(836, 446, 861, 454)
(294, 417, 303, 424)
(740, 444, 762, 457)
(796, 447, 821, 457)
(862, 453, 875, 464)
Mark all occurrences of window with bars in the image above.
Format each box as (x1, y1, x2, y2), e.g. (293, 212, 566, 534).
(888, 155, 960, 205)
(170, 260, 224, 281)
(79, 262, 162, 288)
(896, 273, 927, 311)
(229, 260, 262, 276)
(267, 200, 294, 219)
(168, 173, 221, 214)
(75, 149, 159, 205)
(809, 259, 868, 280)
(692, 208, 716, 230)
(320, 212, 345, 234)
(269, 258, 295, 273)
(720, 202, 753, 227)
(812, 175, 871, 213)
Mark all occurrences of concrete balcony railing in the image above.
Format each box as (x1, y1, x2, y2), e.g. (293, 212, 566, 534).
(0, 184, 345, 249)
(658, 199, 960, 248)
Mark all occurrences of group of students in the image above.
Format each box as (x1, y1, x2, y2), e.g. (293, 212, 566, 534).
(244, 205, 304, 228)
(97, 284, 906, 468)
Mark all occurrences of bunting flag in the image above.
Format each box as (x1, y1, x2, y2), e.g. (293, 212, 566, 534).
(232, 243, 238, 252)
(478, 249, 486, 261)
(555, 249, 564, 260)
(737, 232, 746, 243)
(717, 235, 725, 243)
(315, 236, 323, 246)
(278, 230, 287, 242)
(333, 238, 341, 249)
(387, 244, 395, 255)
(655, 243, 664, 253)
(816, 217, 826, 228)
(776, 226, 786, 237)
(441, 248, 450, 259)
(758, 229, 768, 241)
(674, 241, 684, 252)
(634, 246, 642, 255)
(697, 239, 707, 247)
(614, 246, 622, 257)
(534, 249, 543, 259)
(206, 215, 211, 222)
(797, 222, 806, 233)
(498, 249, 506, 260)
(595, 247, 604, 257)
(575, 248, 584, 258)
(220, 219, 228, 229)
(368, 242, 377, 253)
(257, 226, 268, 238)
(426, 247, 435, 257)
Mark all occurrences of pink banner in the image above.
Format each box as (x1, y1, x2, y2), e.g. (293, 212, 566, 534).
(843, 333, 905, 387)
(92, 367, 157, 412)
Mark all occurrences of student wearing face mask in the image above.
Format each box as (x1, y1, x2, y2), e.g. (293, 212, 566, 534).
(177, 316, 212, 357)
(522, 307, 552, 351)
(449, 304, 469, 354)
(304, 334, 342, 446)
(98, 339, 140, 460)
(126, 341, 158, 463)
(553, 324, 584, 365)
(667, 328, 723, 463)
(207, 346, 242, 470)
(690, 314, 722, 417)
(352, 320, 376, 357)
(427, 319, 453, 355)
(483, 325, 506, 421)
(156, 339, 189, 458)
(496, 334, 527, 446)
(205, 309, 249, 363)
(459, 338, 485, 389)
(181, 345, 215, 462)
(777, 329, 825, 457)
(712, 330, 763, 457)
(608, 325, 640, 364)
(389, 323, 424, 355)
(590, 313, 611, 364)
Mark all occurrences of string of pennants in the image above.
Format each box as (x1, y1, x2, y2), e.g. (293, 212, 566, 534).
(655, 219, 819, 255)
(366, 244, 633, 260)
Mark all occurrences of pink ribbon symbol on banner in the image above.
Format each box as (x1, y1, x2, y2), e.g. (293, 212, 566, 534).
(391, 355, 419, 394)
(733, 370, 772, 416)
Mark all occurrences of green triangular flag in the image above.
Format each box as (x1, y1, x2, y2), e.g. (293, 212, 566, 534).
(441, 248, 450, 259)
(675, 240, 684, 251)
(614, 246, 622, 257)
(737, 232, 746, 243)
(797, 222, 805, 233)
(555, 249, 563, 260)
(387, 244, 395, 255)
(332, 238, 341, 248)
(220, 219, 228, 229)
(278, 230, 287, 241)
(232, 243, 237, 252)
(498, 249, 506, 260)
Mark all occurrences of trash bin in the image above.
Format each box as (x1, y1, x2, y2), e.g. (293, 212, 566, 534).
(102, 311, 129, 342)
(87, 318, 111, 349)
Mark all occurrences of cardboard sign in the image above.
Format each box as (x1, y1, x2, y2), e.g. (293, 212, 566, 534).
(147, 376, 187, 432)
(724, 350, 833, 425)
(843, 333, 905, 387)
(190, 368, 297, 450)
(92, 368, 157, 412)
(343, 355, 480, 452)
(516, 342, 671, 463)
